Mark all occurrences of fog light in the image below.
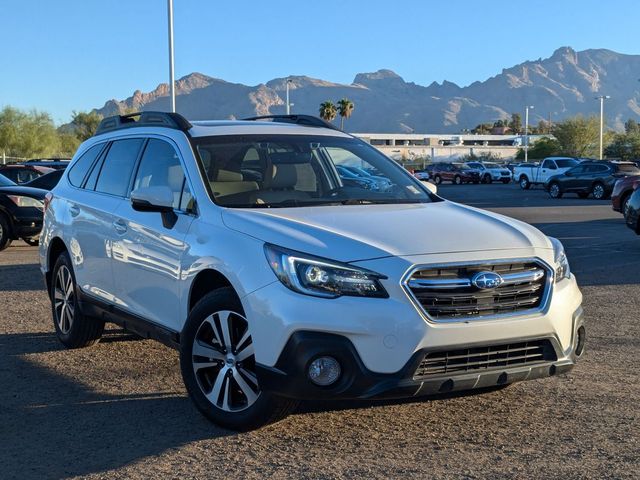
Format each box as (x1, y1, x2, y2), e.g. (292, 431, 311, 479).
(308, 356, 341, 386)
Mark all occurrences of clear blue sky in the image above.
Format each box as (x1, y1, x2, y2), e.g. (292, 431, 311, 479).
(1, 0, 638, 124)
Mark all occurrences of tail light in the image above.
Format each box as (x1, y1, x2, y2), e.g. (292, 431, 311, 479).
(43, 192, 53, 213)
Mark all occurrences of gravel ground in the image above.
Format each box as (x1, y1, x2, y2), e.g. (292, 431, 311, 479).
(1, 184, 638, 479)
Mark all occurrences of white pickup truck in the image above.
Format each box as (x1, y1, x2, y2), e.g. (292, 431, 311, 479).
(514, 157, 581, 190)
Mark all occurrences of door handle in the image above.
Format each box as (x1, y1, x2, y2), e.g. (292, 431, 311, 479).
(113, 219, 127, 234)
(69, 204, 80, 217)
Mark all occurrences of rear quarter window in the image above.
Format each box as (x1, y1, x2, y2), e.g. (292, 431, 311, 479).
(68, 143, 105, 187)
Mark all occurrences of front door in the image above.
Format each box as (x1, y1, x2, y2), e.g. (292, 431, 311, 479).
(111, 138, 195, 331)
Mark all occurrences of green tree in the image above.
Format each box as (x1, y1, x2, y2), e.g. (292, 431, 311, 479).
(70, 110, 103, 142)
(551, 115, 607, 158)
(508, 113, 522, 133)
(604, 132, 640, 160)
(471, 123, 493, 134)
(336, 98, 354, 130)
(515, 137, 560, 160)
(624, 119, 639, 135)
(493, 119, 505, 128)
(319, 101, 337, 123)
(0, 106, 60, 158)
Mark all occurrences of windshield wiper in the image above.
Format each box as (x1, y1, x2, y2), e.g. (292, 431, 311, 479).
(340, 198, 424, 205)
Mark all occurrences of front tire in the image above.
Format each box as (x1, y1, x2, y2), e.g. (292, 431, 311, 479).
(519, 176, 531, 190)
(548, 182, 563, 199)
(434, 175, 442, 185)
(0, 214, 12, 251)
(180, 288, 298, 431)
(592, 182, 608, 200)
(482, 174, 492, 184)
(453, 175, 462, 185)
(51, 251, 104, 348)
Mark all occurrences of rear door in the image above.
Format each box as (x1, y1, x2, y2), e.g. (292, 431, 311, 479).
(111, 138, 195, 331)
(70, 138, 145, 304)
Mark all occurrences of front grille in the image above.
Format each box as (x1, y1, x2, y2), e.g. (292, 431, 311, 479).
(414, 339, 557, 378)
(406, 261, 550, 321)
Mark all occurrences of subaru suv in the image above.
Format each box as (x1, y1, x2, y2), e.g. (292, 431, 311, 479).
(40, 112, 585, 431)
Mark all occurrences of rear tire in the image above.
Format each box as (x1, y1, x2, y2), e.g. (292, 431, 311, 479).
(51, 251, 104, 348)
(0, 214, 12, 251)
(621, 193, 631, 214)
(519, 176, 531, 190)
(434, 175, 442, 185)
(180, 288, 298, 431)
(482, 174, 492, 184)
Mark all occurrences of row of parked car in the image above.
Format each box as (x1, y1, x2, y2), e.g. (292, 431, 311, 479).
(412, 161, 513, 185)
(0, 159, 68, 250)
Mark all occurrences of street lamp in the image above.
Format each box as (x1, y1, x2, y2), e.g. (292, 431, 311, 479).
(524, 105, 534, 163)
(167, 0, 176, 112)
(595, 95, 611, 160)
(285, 79, 293, 115)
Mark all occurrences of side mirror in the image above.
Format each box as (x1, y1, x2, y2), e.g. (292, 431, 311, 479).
(130, 186, 177, 229)
(422, 180, 438, 195)
(131, 186, 174, 212)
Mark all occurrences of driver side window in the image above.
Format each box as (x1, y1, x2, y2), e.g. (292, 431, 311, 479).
(133, 139, 189, 211)
(543, 160, 557, 170)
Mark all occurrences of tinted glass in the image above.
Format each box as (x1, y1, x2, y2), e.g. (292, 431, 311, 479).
(0, 173, 15, 186)
(95, 139, 144, 196)
(616, 164, 640, 175)
(193, 134, 432, 208)
(133, 139, 185, 209)
(68, 143, 104, 187)
(542, 160, 556, 169)
(556, 159, 579, 168)
(568, 166, 585, 174)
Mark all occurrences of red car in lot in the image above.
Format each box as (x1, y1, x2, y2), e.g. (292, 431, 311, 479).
(611, 175, 640, 213)
(429, 163, 481, 185)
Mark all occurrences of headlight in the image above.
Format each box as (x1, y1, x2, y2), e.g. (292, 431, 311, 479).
(7, 195, 44, 209)
(549, 237, 570, 281)
(264, 244, 388, 298)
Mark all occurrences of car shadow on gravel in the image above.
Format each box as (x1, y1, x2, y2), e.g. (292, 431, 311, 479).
(0, 331, 233, 479)
(0, 263, 44, 292)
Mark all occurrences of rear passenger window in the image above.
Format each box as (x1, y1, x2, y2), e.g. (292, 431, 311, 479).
(95, 139, 144, 197)
(133, 139, 185, 210)
(67, 144, 104, 187)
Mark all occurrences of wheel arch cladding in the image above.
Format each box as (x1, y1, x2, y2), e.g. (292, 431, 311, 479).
(46, 237, 68, 291)
(189, 269, 237, 312)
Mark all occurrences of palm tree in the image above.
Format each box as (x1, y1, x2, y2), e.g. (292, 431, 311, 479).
(337, 98, 354, 130)
(319, 101, 337, 123)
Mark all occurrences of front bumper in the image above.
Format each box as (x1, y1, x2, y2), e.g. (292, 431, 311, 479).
(257, 309, 583, 400)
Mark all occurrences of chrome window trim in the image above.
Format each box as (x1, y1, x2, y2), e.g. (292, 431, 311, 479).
(401, 257, 555, 324)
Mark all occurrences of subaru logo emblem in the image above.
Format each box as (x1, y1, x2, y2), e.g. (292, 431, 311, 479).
(471, 271, 504, 289)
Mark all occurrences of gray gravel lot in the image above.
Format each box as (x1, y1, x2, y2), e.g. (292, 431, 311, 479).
(1, 183, 638, 479)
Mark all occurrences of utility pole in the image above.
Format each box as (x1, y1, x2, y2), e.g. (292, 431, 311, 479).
(167, 0, 176, 113)
(595, 95, 610, 160)
(524, 105, 534, 163)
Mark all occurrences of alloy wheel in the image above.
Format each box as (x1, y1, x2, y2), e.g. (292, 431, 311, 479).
(54, 265, 75, 334)
(192, 310, 259, 412)
(593, 184, 605, 199)
(550, 184, 560, 198)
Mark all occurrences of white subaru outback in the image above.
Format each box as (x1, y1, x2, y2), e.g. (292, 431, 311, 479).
(40, 112, 585, 430)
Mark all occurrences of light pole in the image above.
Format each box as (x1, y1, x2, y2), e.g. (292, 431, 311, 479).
(524, 105, 534, 163)
(167, 0, 176, 113)
(285, 79, 293, 115)
(595, 95, 610, 160)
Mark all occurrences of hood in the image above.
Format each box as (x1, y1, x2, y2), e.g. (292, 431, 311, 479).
(0, 186, 47, 199)
(222, 201, 551, 262)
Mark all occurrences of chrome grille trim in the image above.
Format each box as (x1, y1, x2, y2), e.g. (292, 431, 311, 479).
(402, 258, 554, 323)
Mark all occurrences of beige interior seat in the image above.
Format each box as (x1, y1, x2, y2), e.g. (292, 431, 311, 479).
(210, 169, 259, 197)
(255, 164, 310, 204)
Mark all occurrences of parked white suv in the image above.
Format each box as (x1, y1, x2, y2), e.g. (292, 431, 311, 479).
(466, 161, 513, 184)
(40, 112, 585, 430)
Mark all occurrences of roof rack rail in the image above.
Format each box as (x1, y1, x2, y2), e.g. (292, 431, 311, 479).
(242, 114, 342, 131)
(94, 111, 192, 136)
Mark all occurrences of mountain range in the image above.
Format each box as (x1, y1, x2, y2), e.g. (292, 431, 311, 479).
(94, 47, 640, 133)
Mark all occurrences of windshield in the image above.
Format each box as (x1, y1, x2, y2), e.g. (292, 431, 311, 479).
(484, 162, 499, 168)
(0, 173, 16, 187)
(453, 163, 471, 170)
(556, 159, 580, 168)
(192, 134, 434, 208)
